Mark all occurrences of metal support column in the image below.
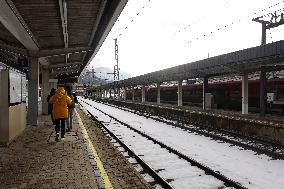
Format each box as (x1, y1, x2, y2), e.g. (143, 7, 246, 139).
(261, 23, 266, 45)
(157, 83, 161, 104)
(142, 85, 145, 103)
(203, 77, 208, 110)
(241, 74, 248, 114)
(27, 57, 39, 125)
(177, 80, 183, 106)
(109, 88, 112, 99)
(123, 87, 127, 101)
(260, 70, 267, 116)
(117, 88, 121, 100)
(41, 67, 49, 115)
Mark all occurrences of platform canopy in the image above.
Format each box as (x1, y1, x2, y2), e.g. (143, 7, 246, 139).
(0, 0, 127, 82)
(102, 40, 284, 88)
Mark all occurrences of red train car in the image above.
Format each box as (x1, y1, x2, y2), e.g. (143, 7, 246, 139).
(126, 78, 284, 112)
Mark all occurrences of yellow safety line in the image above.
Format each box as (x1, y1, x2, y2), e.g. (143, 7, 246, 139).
(75, 109, 113, 189)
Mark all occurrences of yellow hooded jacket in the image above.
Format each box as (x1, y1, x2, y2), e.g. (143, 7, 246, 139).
(49, 87, 72, 119)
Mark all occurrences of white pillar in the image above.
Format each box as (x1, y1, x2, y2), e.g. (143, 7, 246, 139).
(177, 80, 183, 106)
(157, 83, 161, 104)
(242, 74, 248, 114)
(141, 85, 145, 103)
(27, 57, 39, 125)
(0, 69, 9, 144)
(41, 67, 49, 115)
(109, 88, 112, 99)
(132, 86, 135, 101)
(117, 88, 121, 100)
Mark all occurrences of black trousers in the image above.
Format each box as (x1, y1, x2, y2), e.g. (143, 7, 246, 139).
(55, 118, 66, 137)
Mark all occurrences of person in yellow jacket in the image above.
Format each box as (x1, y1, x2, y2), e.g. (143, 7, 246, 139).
(49, 86, 72, 141)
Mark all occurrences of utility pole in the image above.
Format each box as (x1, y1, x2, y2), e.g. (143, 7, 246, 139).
(106, 38, 120, 99)
(252, 11, 284, 116)
(114, 38, 120, 81)
(253, 11, 284, 45)
(86, 67, 96, 84)
(107, 38, 120, 81)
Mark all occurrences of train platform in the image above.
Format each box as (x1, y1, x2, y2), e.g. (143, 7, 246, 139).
(114, 99, 284, 126)
(0, 107, 151, 189)
(167, 103, 284, 125)
(98, 98, 284, 145)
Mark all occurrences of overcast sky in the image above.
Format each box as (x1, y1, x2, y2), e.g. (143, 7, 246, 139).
(89, 0, 284, 77)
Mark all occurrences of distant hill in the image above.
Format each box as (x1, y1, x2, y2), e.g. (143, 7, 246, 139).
(78, 66, 131, 85)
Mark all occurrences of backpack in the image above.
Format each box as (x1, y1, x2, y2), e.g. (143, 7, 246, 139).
(68, 95, 75, 109)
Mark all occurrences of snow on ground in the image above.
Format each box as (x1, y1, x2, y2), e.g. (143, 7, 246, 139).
(81, 100, 225, 188)
(79, 97, 284, 189)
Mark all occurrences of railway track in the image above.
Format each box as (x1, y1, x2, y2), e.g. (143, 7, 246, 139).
(79, 98, 246, 189)
(94, 99, 284, 160)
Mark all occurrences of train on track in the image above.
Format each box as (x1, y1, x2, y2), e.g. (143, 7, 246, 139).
(126, 77, 284, 113)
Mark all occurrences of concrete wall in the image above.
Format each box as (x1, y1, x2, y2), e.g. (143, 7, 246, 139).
(8, 103, 26, 141)
(103, 99, 284, 145)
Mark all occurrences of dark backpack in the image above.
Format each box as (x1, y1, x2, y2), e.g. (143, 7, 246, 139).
(68, 95, 75, 109)
(72, 93, 78, 103)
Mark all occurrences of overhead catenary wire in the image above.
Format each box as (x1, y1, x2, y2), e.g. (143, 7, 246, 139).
(186, 7, 284, 45)
(112, 0, 152, 39)
(174, 1, 284, 38)
(171, 1, 284, 45)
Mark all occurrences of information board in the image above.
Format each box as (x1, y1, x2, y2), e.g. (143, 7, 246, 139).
(9, 69, 27, 105)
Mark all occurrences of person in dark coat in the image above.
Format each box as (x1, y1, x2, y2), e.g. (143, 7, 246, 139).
(65, 88, 77, 132)
(47, 88, 56, 125)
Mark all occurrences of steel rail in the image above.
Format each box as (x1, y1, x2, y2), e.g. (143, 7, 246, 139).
(80, 99, 247, 189)
(79, 103, 175, 189)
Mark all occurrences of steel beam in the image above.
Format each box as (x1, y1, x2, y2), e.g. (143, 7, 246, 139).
(36, 46, 92, 58)
(49, 61, 82, 68)
(59, 0, 69, 64)
(0, 43, 27, 56)
(51, 68, 78, 75)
